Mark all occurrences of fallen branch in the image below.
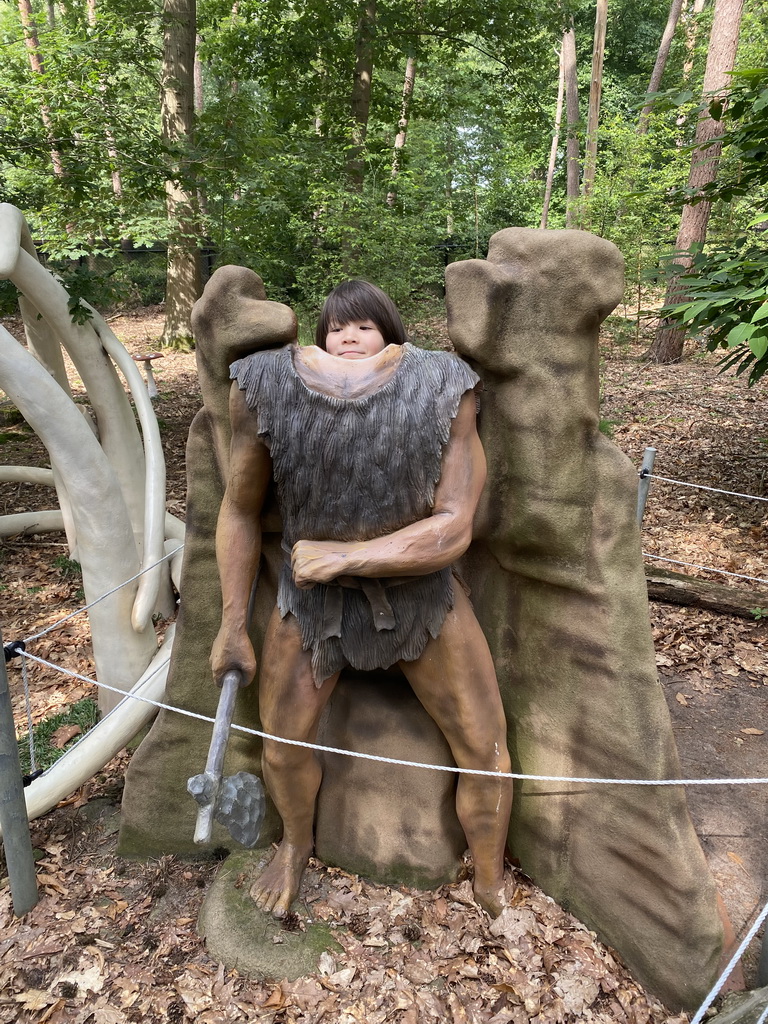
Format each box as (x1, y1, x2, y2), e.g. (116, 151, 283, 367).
(646, 565, 768, 619)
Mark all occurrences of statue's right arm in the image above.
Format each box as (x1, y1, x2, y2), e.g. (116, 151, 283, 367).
(210, 384, 273, 687)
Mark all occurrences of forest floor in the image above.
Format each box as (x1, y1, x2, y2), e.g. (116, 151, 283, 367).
(0, 305, 766, 1024)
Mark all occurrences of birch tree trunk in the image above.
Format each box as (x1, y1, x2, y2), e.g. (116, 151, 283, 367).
(85, 0, 126, 223)
(17, 0, 65, 179)
(582, 0, 608, 199)
(541, 44, 565, 229)
(647, 0, 744, 363)
(161, 0, 202, 349)
(387, 54, 417, 208)
(348, 0, 376, 190)
(563, 24, 581, 227)
(638, 0, 685, 133)
(683, 0, 707, 83)
(194, 33, 204, 114)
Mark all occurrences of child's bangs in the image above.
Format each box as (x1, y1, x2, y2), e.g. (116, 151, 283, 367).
(324, 290, 371, 329)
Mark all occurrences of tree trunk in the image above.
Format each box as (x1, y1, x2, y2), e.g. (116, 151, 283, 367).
(647, 0, 744, 364)
(541, 43, 565, 229)
(563, 23, 581, 227)
(17, 0, 65, 179)
(638, 0, 685, 134)
(194, 33, 204, 114)
(161, 0, 202, 349)
(582, 0, 608, 198)
(348, 0, 376, 190)
(682, 0, 707, 82)
(386, 54, 417, 207)
(85, 0, 125, 214)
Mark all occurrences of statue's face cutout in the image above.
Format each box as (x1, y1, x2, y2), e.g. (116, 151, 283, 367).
(324, 320, 387, 359)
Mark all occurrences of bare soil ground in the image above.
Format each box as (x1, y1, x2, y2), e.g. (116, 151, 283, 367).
(0, 307, 766, 1023)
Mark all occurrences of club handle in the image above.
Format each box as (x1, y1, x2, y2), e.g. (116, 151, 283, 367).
(193, 669, 241, 844)
(205, 669, 241, 777)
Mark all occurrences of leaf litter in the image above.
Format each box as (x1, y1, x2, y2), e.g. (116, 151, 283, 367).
(0, 817, 686, 1024)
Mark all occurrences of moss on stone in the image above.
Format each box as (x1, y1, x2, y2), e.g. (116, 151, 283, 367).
(198, 850, 342, 980)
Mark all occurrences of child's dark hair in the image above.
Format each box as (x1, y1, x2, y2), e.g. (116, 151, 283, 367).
(315, 280, 409, 349)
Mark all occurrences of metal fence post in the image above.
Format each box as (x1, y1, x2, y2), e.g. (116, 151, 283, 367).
(636, 447, 657, 526)
(0, 627, 38, 916)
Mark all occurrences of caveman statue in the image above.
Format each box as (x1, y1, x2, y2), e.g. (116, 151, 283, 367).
(120, 228, 727, 1010)
(212, 279, 513, 919)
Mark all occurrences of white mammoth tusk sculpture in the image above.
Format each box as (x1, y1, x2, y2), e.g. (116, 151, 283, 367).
(0, 203, 185, 823)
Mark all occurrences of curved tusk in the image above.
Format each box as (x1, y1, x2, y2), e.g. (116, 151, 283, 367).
(0, 324, 156, 713)
(0, 510, 65, 537)
(0, 466, 55, 486)
(89, 309, 167, 633)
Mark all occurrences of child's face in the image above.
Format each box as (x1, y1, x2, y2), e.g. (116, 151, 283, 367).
(325, 319, 387, 359)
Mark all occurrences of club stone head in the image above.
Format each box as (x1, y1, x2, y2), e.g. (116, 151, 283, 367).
(214, 772, 266, 849)
(187, 772, 217, 807)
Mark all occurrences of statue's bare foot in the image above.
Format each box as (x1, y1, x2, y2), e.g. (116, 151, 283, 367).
(250, 842, 311, 918)
(473, 878, 507, 918)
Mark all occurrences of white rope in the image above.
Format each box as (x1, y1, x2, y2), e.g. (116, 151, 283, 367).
(17, 650, 768, 787)
(23, 544, 184, 643)
(643, 551, 768, 588)
(20, 655, 36, 773)
(689, 897, 768, 1024)
(757, 1002, 768, 1024)
(643, 472, 768, 504)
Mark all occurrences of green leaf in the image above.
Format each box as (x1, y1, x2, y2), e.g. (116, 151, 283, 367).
(750, 335, 768, 359)
(726, 322, 755, 347)
(751, 304, 768, 323)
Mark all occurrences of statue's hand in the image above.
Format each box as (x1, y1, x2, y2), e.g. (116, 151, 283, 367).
(291, 539, 351, 589)
(210, 627, 257, 687)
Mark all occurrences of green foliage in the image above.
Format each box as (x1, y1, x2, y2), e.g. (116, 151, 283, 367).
(17, 699, 100, 775)
(53, 555, 82, 579)
(660, 239, 768, 384)
(1, 0, 761, 325)
(0, 280, 20, 317)
(657, 68, 768, 384)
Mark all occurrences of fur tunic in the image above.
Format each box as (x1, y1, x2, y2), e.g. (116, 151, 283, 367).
(230, 343, 479, 684)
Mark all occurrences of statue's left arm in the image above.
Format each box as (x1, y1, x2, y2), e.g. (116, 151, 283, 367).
(291, 390, 485, 587)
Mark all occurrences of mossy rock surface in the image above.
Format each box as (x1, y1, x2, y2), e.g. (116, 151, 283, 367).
(707, 988, 768, 1024)
(198, 850, 342, 980)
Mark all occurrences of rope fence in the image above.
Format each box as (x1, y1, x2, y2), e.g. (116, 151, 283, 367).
(24, 544, 185, 644)
(641, 470, 768, 505)
(12, 648, 768, 787)
(638, 446, 768, 589)
(643, 552, 768, 588)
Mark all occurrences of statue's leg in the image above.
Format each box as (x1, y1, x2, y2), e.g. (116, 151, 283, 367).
(399, 585, 513, 917)
(253, 606, 340, 917)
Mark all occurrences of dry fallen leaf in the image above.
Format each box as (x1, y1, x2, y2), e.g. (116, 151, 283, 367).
(50, 724, 81, 749)
(14, 990, 55, 1011)
(260, 985, 287, 1010)
(740, 728, 764, 735)
(675, 693, 689, 706)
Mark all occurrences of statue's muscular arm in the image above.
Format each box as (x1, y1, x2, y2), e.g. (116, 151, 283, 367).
(291, 390, 485, 588)
(210, 385, 272, 686)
